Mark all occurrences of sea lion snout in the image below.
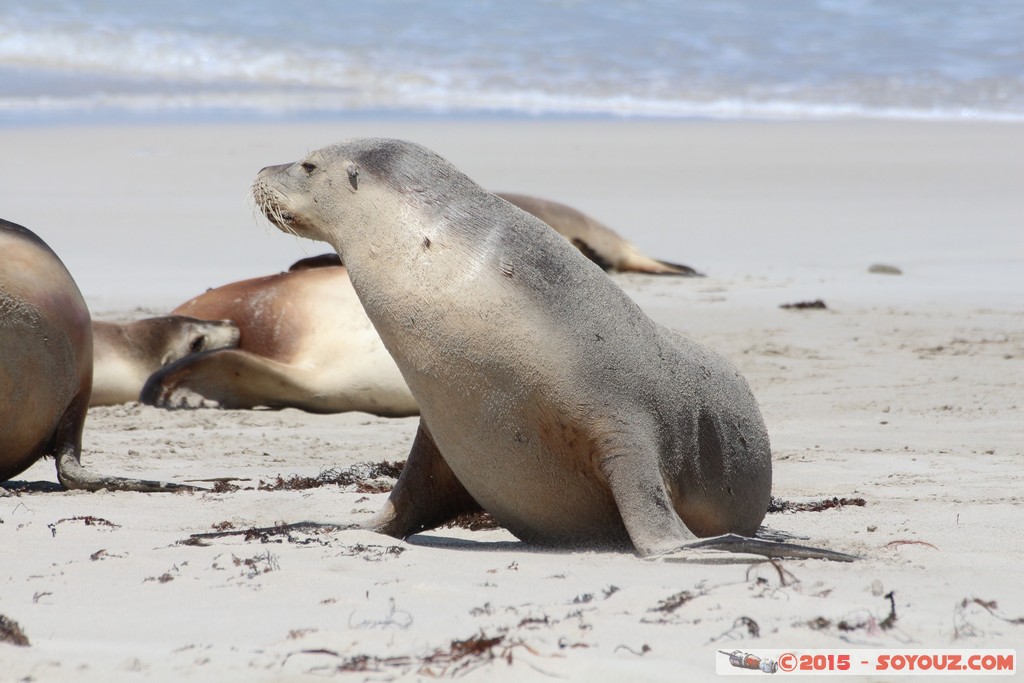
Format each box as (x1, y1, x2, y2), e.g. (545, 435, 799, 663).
(252, 169, 301, 235)
(258, 162, 292, 176)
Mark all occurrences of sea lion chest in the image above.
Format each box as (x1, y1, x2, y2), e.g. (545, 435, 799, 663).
(363, 243, 650, 546)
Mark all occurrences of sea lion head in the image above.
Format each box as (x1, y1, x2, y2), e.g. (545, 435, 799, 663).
(140, 316, 241, 367)
(252, 138, 480, 259)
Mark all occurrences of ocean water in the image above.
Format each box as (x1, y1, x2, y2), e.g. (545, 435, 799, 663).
(1, 0, 1023, 123)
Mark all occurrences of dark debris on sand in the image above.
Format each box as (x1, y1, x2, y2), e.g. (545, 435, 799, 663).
(330, 630, 520, 676)
(443, 511, 503, 531)
(768, 496, 866, 513)
(0, 614, 30, 647)
(257, 460, 405, 493)
(780, 299, 828, 310)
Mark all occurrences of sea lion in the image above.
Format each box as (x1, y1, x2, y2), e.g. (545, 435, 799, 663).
(251, 138, 852, 561)
(288, 253, 345, 271)
(286, 191, 700, 276)
(0, 218, 189, 491)
(497, 192, 700, 275)
(140, 265, 416, 416)
(91, 316, 240, 406)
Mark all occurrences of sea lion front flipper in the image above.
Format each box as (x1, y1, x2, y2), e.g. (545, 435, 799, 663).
(53, 394, 194, 493)
(600, 436, 698, 557)
(366, 420, 481, 539)
(141, 349, 319, 412)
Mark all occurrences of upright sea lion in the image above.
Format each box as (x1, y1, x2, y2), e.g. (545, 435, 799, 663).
(140, 265, 416, 416)
(0, 218, 188, 491)
(251, 138, 851, 560)
(91, 316, 240, 406)
(286, 191, 700, 276)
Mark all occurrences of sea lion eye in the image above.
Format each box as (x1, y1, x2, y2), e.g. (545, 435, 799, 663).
(189, 335, 206, 353)
(301, 161, 317, 173)
(347, 164, 359, 190)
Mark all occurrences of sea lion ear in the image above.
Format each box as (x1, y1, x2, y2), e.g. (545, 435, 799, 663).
(347, 164, 359, 190)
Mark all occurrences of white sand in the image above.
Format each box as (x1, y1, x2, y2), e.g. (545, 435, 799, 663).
(1, 119, 1022, 680)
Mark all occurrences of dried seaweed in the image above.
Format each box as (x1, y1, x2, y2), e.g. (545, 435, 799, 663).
(233, 552, 279, 578)
(443, 511, 502, 531)
(54, 515, 120, 528)
(334, 544, 406, 561)
(330, 630, 521, 676)
(808, 592, 898, 634)
(807, 616, 832, 630)
(780, 299, 828, 310)
(258, 460, 405, 492)
(884, 540, 938, 550)
(211, 480, 240, 493)
(649, 590, 696, 614)
(0, 614, 29, 647)
(768, 496, 866, 513)
(747, 559, 799, 588)
(879, 592, 897, 630)
(182, 521, 350, 546)
(707, 616, 761, 644)
(960, 598, 1024, 626)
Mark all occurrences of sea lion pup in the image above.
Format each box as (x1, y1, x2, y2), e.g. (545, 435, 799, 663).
(0, 218, 190, 492)
(91, 316, 240, 406)
(252, 139, 852, 561)
(286, 191, 701, 276)
(140, 266, 416, 416)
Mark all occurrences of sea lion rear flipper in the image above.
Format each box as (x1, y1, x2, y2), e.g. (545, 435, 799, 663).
(53, 394, 194, 493)
(601, 437, 854, 562)
(141, 350, 319, 411)
(366, 420, 481, 538)
(652, 259, 703, 277)
(674, 534, 857, 562)
(618, 245, 703, 276)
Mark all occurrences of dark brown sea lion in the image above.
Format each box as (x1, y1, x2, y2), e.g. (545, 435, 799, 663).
(0, 218, 189, 491)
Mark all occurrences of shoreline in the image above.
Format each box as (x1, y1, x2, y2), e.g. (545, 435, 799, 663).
(2, 117, 1020, 312)
(4, 96, 1024, 129)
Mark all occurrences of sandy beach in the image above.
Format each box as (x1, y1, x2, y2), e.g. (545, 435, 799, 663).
(1, 119, 1022, 681)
